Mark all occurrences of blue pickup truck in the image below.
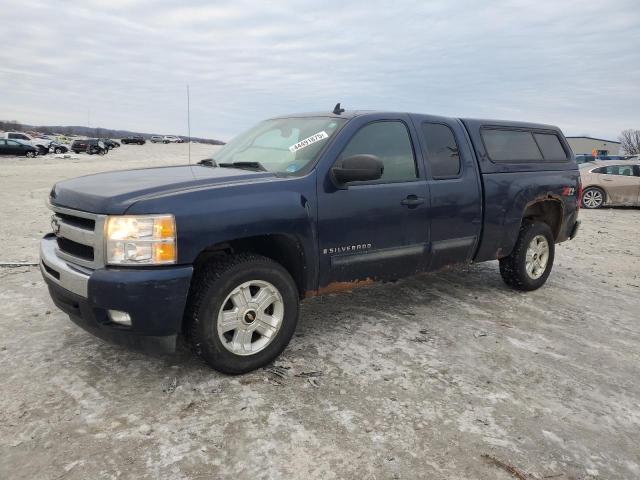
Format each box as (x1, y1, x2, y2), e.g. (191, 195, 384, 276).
(40, 107, 581, 373)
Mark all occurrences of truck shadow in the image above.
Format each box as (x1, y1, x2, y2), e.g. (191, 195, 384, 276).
(62, 261, 510, 380)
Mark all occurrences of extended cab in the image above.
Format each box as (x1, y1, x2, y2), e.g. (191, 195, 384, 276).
(40, 108, 580, 373)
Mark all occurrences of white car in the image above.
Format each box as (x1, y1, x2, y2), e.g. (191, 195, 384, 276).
(163, 135, 183, 143)
(2, 132, 51, 150)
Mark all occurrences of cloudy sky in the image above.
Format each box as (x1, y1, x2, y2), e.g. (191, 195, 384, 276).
(0, 0, 638, 140)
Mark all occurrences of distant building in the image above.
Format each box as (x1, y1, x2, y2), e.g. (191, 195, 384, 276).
(566, 136, 621, 156)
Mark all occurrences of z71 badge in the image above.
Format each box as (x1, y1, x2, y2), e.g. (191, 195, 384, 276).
(323, 243, 372, 255)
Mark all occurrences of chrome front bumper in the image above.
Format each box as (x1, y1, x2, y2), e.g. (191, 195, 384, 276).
(40, 234, 90, 297)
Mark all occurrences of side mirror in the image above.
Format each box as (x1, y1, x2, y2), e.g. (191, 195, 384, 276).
(331, 154, 384, 185)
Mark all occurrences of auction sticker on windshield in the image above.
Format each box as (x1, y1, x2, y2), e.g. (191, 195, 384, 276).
(289, 131, 329, 153)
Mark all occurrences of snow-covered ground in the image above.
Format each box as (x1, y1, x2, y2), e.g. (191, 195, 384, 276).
(1, 144, 639, 479)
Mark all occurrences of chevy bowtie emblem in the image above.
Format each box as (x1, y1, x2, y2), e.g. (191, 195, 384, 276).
(51, 216, 61, 235)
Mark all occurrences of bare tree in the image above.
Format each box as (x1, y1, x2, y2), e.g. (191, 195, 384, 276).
(619, 129, 640, 155)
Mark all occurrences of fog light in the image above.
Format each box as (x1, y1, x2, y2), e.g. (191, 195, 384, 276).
(108, 310, 131, 326)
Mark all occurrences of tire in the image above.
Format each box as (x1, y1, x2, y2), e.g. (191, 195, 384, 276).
(499, 222, 555, 291)
(54, 147, 63, 154)
(186, 253, 299, 374)
(25, 151, 35, 158)
(582, 187, 605, 209)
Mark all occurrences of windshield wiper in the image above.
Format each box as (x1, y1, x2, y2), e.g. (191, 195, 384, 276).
(218, 161, 267, 172)
(197, 158, 217, 167)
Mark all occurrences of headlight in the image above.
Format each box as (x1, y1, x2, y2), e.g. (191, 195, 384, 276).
(105, 215, 176, 265)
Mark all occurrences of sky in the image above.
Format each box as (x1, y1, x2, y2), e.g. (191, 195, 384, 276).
(0, 0, 638, 141)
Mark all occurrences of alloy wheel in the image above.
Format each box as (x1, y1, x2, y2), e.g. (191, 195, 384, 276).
(216, 280, 284, 356)
(583, 189, 603, 208)
(525, 234, 549, 279)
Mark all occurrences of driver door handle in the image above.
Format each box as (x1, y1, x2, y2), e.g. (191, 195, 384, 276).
(401, 195, 425, 207)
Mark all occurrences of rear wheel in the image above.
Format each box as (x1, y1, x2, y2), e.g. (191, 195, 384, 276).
(582, 187, 605, 209)
(54, 147, 63, 154)
(186, 253, 299, 374)
(499, 222, 555, 291)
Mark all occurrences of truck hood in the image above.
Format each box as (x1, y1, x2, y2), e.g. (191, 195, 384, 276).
(50, 165, 275, 214)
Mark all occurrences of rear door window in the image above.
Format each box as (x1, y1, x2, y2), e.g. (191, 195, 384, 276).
(481, 129, 543, 162)
(533, 133, 568, 161)
(421, 123, 461, 178)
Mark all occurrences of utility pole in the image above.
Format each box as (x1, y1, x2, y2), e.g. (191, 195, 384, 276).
(187, 85, 191, 164)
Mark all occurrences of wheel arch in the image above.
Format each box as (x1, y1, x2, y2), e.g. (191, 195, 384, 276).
(521, 198, 564, 241)
(192, 233, 307, 300)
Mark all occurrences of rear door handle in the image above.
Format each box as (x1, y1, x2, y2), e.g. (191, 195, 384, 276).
(401, 195, 425, 207)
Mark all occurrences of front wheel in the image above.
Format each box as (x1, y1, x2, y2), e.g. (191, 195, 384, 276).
(186, 253, 299, 374)
(582, 187, 605, 209)
(25, 151, 35, 158)
(54, 147, 63, 154)
(499, 222, 555, 291)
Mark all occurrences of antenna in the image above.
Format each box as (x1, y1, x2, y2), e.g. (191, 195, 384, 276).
(332, 102, 345, 115)
(187, 84, 191, 164)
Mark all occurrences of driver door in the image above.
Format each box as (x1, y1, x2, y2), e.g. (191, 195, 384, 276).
(316, 116, 430, 288)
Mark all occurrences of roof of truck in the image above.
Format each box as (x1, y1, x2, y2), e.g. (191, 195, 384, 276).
(272, 110, 561, 131)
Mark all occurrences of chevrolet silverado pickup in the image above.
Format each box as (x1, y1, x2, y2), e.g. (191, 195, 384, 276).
(40, 107, 581, 373)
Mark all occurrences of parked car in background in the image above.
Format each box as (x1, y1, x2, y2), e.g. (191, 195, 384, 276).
(580, 160, 640, 208)
(596, 155, 627, 161)
(163, 135, 183, 143)
(575, 154, 595, 165)
(71, 139, 89, 153)
(150, 135, 167, 144)
(575, 154, 632, 165)
(104, 139, 120, 149)
(0, 139, 38, 157)
(49, 141, 69, 154)
(25, 141, 50, 155)
(2, 132, 51, 151)
(71, 139, 108, 155)
(121, 136, 146, 145)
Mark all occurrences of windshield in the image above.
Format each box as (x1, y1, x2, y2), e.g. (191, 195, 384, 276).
(211, 116, 346, 174)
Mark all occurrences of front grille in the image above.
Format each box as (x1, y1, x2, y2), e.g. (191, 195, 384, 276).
(56, 237, 94, 261)
(48, 202, 106, 269)
(57, 212, 95, 230)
